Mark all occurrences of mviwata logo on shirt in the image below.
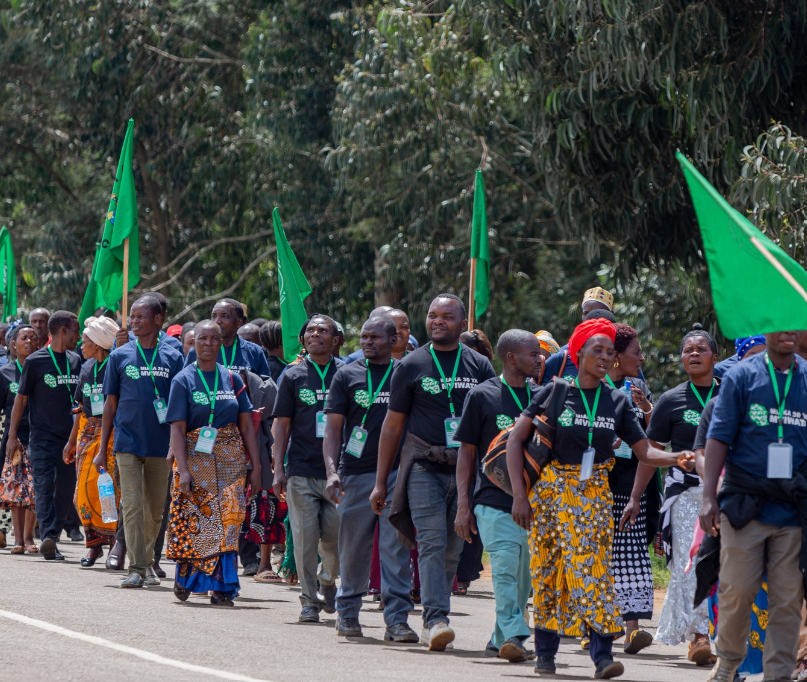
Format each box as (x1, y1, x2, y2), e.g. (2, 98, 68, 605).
(9, 382, 18, 394)
(192, 391, 210, 405)
(421, 377, 441, 395)
(125, 365, 141, 380)
(44, 374, 57, 388)
(299, 388, 316, 406)
(496, 414, 515, 430)
(682, 409, 700, 426)
(749, 404, 768, 427)
(558, 407, 574, 427)
(354, 389, 371, 409)
(82, 384, 92, 397)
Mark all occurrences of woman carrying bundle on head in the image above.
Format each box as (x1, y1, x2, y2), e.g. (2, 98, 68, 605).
(63, 316, 121, 567)
(506, 318, 695, 679)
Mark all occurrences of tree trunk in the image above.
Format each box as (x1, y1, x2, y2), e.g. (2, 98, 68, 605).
(135, 142, 171, 292)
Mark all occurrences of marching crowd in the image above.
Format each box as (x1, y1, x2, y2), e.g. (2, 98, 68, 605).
(0, 287, 805, 681)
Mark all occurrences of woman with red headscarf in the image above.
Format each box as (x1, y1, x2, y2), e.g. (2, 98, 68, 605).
(506, 318, 695, 679)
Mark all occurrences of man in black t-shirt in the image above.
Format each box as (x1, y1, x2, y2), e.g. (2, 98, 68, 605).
(272, 315, 342, 623)
(323, 315, 417, 642)
(7, 311, 81, 561)
(455, 330, 542, 662)
(374, 294, 496, 651)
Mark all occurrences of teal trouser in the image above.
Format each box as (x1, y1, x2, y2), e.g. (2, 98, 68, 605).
(475, 504, 532, 648)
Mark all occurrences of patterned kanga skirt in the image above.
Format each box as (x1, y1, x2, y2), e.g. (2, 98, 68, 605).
(530, 460, 624, 638)
(0, 443, 35, 511)
(75, 414, 118, 547)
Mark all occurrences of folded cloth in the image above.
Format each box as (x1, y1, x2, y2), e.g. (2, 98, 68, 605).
(388, 432, 458, 548)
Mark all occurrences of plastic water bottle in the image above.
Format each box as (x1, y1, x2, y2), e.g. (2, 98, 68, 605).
(97, 468, 118, 523)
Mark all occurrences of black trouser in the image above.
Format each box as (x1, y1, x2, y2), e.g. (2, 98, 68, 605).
(28, 435, 74, 543)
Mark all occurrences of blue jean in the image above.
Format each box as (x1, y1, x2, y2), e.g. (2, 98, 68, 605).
(336, 470, 413, 626)
(535, 628, 614, 664)
(475, 504, 532, 648)
(408, 461, 464, 628)
(28, 435, 74, 542)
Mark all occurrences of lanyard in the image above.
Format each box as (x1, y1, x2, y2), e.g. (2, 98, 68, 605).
(428, 344, 462, 417)
(195, 362, 220, 427)
(15, 360, 22, 374)
(309, 358, 332, 404)
(501, 376, 529, 412)
(47, 347, 72, 397)
(93, 357, 109, 392)
(361, 360, 394, 427)
(689, 379, 716, 411)
(136, 340, 162, 400)
(221, 338, 238, 368)
(766, 353, 795, 442)
(605, 375, 616, 389)
(575, 378, 601, 447)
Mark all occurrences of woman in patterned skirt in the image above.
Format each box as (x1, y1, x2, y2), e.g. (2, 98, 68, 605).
(166, 320, 262, 606)
(0, 325, 39, 553)
(507, 318, 694, 679)
(63, 316, 120, 567)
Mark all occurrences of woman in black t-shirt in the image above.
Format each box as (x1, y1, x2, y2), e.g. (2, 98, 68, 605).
(506, 318, 694, 678)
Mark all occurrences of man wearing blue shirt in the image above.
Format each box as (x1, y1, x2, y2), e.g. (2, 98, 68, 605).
(97, 295, 184, 588)
(702, 331, 805, 682)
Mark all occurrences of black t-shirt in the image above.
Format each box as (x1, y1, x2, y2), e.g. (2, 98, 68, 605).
(0, 361, 29, 453)
(18, 347, 82, 442)
(388, 344, 496, 446)
(693, 398, 717, 452)
(603, 377, 652, 493)
(647, 380, 720, 478)
(74, 358, 108, 419)
(324, 358, 398, 476)
(523, 380, 646, 476)
(273, 357, 342, 479)
(266, 355, 287, 384)
(456, 376, 538, 513)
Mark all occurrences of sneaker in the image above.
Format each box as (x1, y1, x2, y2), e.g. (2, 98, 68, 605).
(384, 623, 419, 643)
(706, 661, 739, 682)
(533, 655, 556, 675)
(624, 630, 653, 654)
(321, 583, 337, 614)
(483, 640, 499, 658)
(336, 617, 362, 637)
(594, 658, 624, 679)
(144, 567, 161, 586)
(120, 573, 145, 589)
(499, 637, 531, 662)
(420, 621, 455, 651)
(299, 606, 320, 623)
(242, 563, 259, 577)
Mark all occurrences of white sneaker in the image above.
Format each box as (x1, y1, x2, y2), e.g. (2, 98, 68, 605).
(420, 621, 455, 651)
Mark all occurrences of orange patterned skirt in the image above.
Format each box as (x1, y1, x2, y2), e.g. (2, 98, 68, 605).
(75, 414, 118, 547)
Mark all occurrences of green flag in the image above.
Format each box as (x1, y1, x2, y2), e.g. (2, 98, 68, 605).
(470, 169, 490, 317)
(94, 118, 139, 311)
(0, 227, 16, 321)
(273, 208, 312, 363)
(78, 243, 105, 328)
(677, 151, 807, 337)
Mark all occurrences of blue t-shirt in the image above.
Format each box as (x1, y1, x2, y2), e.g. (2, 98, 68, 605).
(167, 363, 253, 432)
(104, 340, 185, 458)
(707, 352, 807, 526)
(122, 329, 183, 353)
(714, 354, 739, 380)
(185, 338, 270, 377)
(344, 348, 365, 365)
(541, 345, 576, 384)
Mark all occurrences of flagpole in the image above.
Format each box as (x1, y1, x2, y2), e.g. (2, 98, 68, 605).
(750, 237, 807, 304)
(468, 257, 477, 331)
(121, 238, 129, 327)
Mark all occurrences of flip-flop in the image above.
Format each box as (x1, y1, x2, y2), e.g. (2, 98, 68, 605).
(254, 570, 282, 583)
(25, 545, 39, 554)
(10, 546, 25, 555)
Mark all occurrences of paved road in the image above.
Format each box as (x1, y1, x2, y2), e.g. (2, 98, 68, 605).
(0, 540, 755, 682)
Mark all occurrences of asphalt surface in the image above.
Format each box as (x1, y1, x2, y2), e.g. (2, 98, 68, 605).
(0, 537, 758, 682)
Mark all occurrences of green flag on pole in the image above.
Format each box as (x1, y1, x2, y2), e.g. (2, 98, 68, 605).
(94, 118, 139, 311)
(78, 243, 105, 327)
(470, 169, 490, 317)
(677, 151, 807, 337)
(273, 207, 312, 363)
(0, 227, 16, 321)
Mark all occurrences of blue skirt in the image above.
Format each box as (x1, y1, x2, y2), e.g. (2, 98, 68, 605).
(175, 551, 241, 600)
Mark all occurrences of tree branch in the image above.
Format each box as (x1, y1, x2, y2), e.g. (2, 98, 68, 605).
(144, 44, 242, 66)
(14, 142, 79, 202)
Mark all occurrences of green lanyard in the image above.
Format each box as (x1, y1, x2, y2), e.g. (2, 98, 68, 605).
(361, 360, 394, 427)
(575, 377, 601, 448)
(766, 353, 795, 442)
(15, 360, 22, 374)
(93, 357, 109, 392)
(221, 338, 238, 368)
(689, 379, 716, 411)
(194, 362, 220, 427)
(605, 375, 616, 389)
(47, 346, 72, 397)
(136, 340, 162, 400)
(309, 358, 332, 405)
(501, 376, 529, 412)
(428, 344, 462, 417)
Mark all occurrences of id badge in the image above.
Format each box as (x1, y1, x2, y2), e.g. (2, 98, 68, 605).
(580, 447, 596, 481)
(315, 411, 327, 438)
(153, 398, 168, 424)
(195, 427, 218, 454)
(90, 393, 104, 416)
(444, 417, 461, 448)
(345, 427, 368, 458)
(767, 442, 793, 479)
(614, 437, 632, 459)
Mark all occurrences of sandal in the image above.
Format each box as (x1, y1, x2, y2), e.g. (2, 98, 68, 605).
(624, 629, 653, 654)
(173, 583, 191, 602)
(25, 544, 39, 554)
(688, 637, 714, 666)
(10, 546, 25, 555)
(254, 569, 281, 583)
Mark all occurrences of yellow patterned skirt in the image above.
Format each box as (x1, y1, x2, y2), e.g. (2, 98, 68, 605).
(75, 414, 118, 547)
(529, 460, 624, 638)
